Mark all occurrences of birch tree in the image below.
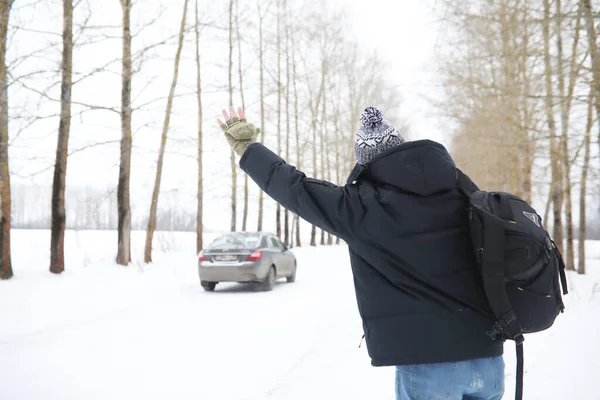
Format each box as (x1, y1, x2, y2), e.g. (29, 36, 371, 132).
(116, 0, 133, 266)
(236, 0, 249, 232)
(578, 90, 593, 275)
(50, 0, 74, 274)
(256, 0, 269, 233)
(144, 0, 188, 263)
(290, 14, 301, 247)
(582, 0, 600, 178)
(319, 76, 327, 246)
(543, 0, 565, 255)
(283, 0, 290, 245)
(0, 0, 13, 279)
(555, 0, 582, 270)
(228, 0, 237, 232)
(195, 0, 204, 253)
(308, 67, 324, 247)
(436, 1, 542, 201)
(275, 0, 282, 238)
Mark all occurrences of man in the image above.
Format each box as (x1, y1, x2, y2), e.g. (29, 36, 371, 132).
(217, 106, 505, 400)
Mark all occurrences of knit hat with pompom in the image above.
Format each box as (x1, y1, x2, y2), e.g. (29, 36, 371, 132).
(354, 107, 405, 165)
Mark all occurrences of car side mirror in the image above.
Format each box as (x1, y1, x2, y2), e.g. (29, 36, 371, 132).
(286, 243, 293, 250)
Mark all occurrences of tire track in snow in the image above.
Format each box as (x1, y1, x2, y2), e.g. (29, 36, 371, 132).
(260, 308, 361, 399)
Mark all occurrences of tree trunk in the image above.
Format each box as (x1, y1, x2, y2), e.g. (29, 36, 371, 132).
(50, 0, 73, 274)
(283, 1, 290, 245)
(309, 66, 325, 247)
(228, 0, 237, 232)
(556, 0, 581, 271)
(116, 0, 132, 266)
(143, 0, 188, 263)
(275, 0, 282, 238)
(543, 0, 564, 254)
(320, 82, 327, 246)
(256, 0, 266, 233)
(0, 0, 13, 279)
(306, 43, 326, 247)
(519, 7, 534, 205)
(579, 90, 593, 275)
(583, 0, 600, 121)
(582, 0, 600, 244)
(310, 103, 317, 247)
(235, 0, 248, 232)
(195, 0, 203, 253)
(332, 87, 340, 246)
(543, 189, 552, 226)
(291, 24, 301, 247)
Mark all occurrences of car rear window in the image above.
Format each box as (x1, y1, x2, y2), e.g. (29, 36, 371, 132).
(208, 234, 261, 249)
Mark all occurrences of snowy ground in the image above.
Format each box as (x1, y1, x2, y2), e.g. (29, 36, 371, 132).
(1, 230, 598, 400)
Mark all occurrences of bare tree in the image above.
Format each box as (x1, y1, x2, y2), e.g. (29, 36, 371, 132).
(275, 0, 282, 238)
(435, 2, 542, 203)
(290, 15, 301, 247)
(116, 0, 133, 266)
(436, 1, 596, 265)
(236, 0, 249, 232)
(319, 74, 327, 246)
(228, 0, 237, 232)
(543, 0, 564, 255)
(144, 0, 188, 263)
(306, 54, 325, 246)
(555, 0, 582, 271)
(580, 0, 600, 274)
(331, 65, 342, 245)
(283, 0, 290, 245)
(579, 89, 593, 275)
(195, 0, 204, 253)
(0, 0, 13, 279)
(256, 0, 269, 232)
(50, 0, 74, 274)
(582, 0, 600, 160)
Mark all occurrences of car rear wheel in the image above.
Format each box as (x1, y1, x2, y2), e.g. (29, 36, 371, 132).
(201, 281, 217, 292)
(261, 266, 276, 291)
(286, 263, 297, 283)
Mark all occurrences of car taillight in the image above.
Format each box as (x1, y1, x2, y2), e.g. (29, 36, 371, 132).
(198, 251, 206, 262)
(247, 250, 262, 262)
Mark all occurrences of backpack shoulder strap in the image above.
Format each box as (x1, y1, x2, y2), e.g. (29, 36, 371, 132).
(480, 213, 523, 342)
(456, 168, 479, 196)
(457, 168, 526, 400)
(481, 212, 525, 400)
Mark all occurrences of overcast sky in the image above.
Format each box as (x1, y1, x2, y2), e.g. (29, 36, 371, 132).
(7, 0, 446, 231)
(339, 0, 443, 144)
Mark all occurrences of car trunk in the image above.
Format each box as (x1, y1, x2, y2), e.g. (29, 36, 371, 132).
(202, 249, 254, 262)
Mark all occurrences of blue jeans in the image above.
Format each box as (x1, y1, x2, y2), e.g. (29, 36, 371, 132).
(395, 356, 504, 400)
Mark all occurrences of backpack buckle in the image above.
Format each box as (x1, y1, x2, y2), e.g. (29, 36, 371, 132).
(513, 332, 525, 345)
(488, 311, 524, 344)
(487, 322, 505, 341)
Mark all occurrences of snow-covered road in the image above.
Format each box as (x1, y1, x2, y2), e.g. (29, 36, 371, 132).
(0, 230, 598, 399)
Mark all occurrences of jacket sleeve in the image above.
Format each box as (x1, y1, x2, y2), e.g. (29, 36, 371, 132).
(239, 143, 363, 242)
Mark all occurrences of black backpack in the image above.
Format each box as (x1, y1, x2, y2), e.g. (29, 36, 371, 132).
(456, 170, 568, 400)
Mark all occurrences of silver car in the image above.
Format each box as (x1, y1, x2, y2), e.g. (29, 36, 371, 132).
(198, 232, 297, 292)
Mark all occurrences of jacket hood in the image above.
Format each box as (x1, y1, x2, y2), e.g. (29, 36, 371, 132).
(346, 140, 457, 196)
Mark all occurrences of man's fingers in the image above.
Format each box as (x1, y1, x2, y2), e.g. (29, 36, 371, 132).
(217, 118, 229, 132)
(222, 109, 229, 121)
(229, 106, 238, 119)
(238, 107, 246, 121)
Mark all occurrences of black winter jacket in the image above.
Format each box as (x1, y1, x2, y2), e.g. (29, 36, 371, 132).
(239, 139, 504, 366)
